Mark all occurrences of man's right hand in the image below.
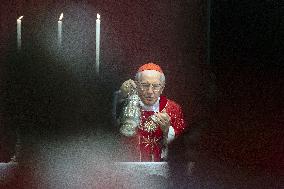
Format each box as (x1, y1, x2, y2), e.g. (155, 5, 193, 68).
(120, 79, 137, 98)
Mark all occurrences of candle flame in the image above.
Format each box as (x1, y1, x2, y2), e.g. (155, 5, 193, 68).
(18, 16, 23, 20)
(59, 13, 63, 21)
(97, 14, 100, 19)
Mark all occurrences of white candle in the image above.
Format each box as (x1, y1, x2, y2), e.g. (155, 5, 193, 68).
(58, 13, 63, 47)
(96, 13, 101, 75)
(17, 16, 23, 50)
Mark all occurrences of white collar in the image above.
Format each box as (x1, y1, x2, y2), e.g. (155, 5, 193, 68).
(139, 97, 160, 112)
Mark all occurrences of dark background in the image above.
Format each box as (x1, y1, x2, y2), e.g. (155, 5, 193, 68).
(0, 0, 283, 188)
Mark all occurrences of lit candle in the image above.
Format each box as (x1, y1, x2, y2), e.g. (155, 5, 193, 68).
(58, 13, 63, 47)
(17, 16, 23, 50)
(96, 13, 101, 75)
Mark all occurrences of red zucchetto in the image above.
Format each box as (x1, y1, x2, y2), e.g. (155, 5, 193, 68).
(137, 63, 163, 73)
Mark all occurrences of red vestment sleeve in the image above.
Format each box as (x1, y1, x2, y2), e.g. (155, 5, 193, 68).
(165, 100, 187, 137)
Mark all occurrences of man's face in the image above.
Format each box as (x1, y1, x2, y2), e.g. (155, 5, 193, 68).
(136, 71, 164, 106)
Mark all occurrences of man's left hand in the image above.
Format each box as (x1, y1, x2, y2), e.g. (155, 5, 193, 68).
(154, 110, 171, 134)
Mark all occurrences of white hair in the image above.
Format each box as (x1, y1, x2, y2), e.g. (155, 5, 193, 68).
(135, 70, 166, 84)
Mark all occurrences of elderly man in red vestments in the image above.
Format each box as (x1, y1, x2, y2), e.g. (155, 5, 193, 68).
(118, 63, 187, 162)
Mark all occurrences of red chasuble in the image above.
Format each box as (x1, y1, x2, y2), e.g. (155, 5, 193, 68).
(129, 96, 186, 162)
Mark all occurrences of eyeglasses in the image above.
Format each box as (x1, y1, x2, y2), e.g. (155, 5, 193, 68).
(138, 82, 163, 92)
